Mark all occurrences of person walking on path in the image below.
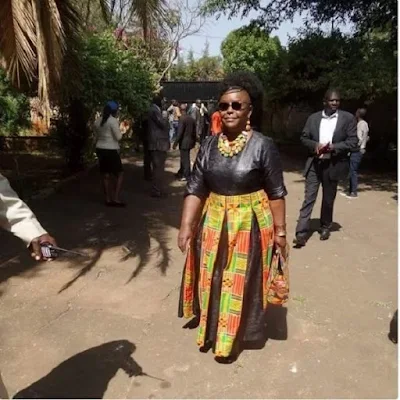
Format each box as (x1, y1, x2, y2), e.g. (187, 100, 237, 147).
(173, 104, 196, 181)
(147, 95, 170, 198)
(346, 108, 369, 198)
(190, 99, 207, 142)
(167, 99, 181, 144)
(0, 172, 57, 398)
(177, 72, 289, 363)
(94, 101, 126, 207)
(294, 89, 358, 247)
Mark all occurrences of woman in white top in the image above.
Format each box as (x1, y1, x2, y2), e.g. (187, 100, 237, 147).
(94, 101, 125, 207)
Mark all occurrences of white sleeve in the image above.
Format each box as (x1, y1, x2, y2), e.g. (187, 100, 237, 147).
(110, 118, 123, 141)
(357, 121, 369, 148)
(0, 173, 47, 245)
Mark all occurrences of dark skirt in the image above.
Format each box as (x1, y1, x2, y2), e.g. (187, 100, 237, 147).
(96, 148, 123, 175)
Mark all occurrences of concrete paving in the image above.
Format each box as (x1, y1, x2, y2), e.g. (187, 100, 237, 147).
(0, 151, 397, 398)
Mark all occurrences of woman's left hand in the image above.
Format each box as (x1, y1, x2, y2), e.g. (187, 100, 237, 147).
(274, 235, 287, 251)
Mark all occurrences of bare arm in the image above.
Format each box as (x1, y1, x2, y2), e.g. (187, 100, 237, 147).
(262, 138, 288, 248)
(181, 195, 203, 229)
(177, 141, 210, 252)
(269, 198, 286, 231)
(178, 195, 204, 252)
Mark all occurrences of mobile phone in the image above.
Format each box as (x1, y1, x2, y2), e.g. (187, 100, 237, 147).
(40, 242, 59, 259)
(319, 143, 331, 154)
(40, 243, 88, 259)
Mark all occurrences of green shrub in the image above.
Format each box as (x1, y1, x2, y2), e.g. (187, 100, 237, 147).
(0, 69, 30, 135)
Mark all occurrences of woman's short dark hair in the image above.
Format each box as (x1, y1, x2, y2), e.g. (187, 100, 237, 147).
(218, 71, 264, 130)
(219, 71, 264, 104)
(101, 105, 117, 126)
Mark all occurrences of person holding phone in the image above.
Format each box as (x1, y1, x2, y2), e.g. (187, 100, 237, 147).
(294, 89, 358, 247)
(0, 172, 56, 398)
(177, 72, 288, 363)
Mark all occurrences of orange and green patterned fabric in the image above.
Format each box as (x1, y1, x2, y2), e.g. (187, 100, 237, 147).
(181, 189, 289, 357)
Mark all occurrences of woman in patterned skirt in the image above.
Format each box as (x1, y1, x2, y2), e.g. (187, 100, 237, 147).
(177, 72, 289, 363)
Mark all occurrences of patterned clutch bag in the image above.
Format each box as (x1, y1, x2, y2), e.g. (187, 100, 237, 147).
(267, 245, 290, 305)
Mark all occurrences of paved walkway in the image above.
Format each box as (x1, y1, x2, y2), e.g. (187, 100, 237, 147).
(0, 151, 397, 398)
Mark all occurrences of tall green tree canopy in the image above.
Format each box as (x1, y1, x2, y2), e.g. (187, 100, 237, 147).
(204, 0, 397, 44)
(169, 43, 224, 81)
(221, 26, 283, 96)
(281, 29, 397, 104)
(0, 69, 30, 135)
(72, 31, 156, 119)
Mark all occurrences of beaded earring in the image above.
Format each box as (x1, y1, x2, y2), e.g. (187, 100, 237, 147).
(245, 119, 251, 132)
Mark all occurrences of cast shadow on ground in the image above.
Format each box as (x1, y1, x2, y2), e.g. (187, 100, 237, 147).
(292, 219, 342, 248)
(182, 304, 288, 361)
(337, 174, 398, 194)
(291, 174, 397, 195)
(309, 219, 342, 237)
(280, 148, 397, 195)
(0, 154, 184, 291)
(388, 310, 397, 344)
(13, 340, 143, 399)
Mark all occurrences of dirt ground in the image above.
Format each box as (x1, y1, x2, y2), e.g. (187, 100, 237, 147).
(0, 150, 397, 399)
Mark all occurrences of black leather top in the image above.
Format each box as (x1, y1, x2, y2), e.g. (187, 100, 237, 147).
(186, 131, 287, 199)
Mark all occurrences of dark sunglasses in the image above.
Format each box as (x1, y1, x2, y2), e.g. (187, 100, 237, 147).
(218, 101, 251, 112)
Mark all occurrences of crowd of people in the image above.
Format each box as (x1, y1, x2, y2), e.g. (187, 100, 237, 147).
(0, 70, 373, 393)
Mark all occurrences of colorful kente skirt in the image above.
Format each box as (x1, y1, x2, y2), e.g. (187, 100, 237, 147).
(178, 189, 289, 357)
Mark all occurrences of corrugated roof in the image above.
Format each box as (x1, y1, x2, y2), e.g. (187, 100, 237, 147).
(161, 81, 222, 103)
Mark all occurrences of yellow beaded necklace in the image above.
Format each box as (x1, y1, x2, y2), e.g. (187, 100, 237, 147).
(218, 131, 249, 157)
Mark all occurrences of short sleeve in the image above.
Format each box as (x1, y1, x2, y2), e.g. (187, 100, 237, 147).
(185, 139, 211, 199)
(262, 138, 287, 200)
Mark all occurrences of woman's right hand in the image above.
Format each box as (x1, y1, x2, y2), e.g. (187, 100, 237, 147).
(178, 224, 193, 253)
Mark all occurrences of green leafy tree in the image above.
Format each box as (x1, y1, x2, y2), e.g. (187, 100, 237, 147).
(0, 69, 30, 135)
(204, 0, 397, 46)
(170, 44, 224, 81)
(221, 26, 283, 96)
(281, 29, 396, 105)
(195, 41, 224, 80)
(55, 31, 157, 171)
(170, 53, 191, 80)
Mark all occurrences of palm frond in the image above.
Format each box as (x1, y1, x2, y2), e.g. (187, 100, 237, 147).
(130, 0, 167, 39)
(0, 0, 37, 87)
(98, 0, 111, 24)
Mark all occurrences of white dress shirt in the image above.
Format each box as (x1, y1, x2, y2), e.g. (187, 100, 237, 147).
(0, 173, 47, 245)
(319, 111, 338, 144)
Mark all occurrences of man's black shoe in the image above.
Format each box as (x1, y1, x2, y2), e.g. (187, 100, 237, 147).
(320, 228, 331, 241)
(293, 235, 307, 247)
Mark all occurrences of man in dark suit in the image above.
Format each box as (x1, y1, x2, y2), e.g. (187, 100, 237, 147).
(294, 89, 358, 247)
(173, 104, 196, 181)
(147, 95, 170, 197)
